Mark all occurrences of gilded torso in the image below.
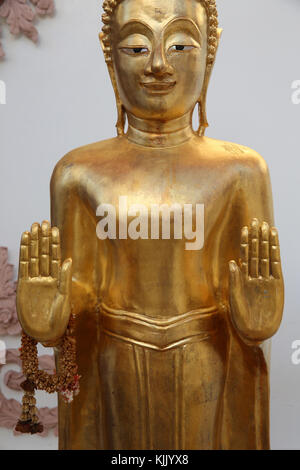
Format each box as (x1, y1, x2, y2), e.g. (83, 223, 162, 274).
(52, 134, 269, 318)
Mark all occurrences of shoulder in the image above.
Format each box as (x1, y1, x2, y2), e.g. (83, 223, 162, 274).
(198, 136, 270, 177)
(50, 136, 125, 190)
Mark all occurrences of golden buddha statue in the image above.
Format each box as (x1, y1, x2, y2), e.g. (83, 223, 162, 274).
(16, 0, 284, 450)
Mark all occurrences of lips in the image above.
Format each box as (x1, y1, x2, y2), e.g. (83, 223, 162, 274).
(140, 81, 176, 93)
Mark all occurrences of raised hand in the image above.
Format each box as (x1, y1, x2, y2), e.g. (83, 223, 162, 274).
(16, 221, 72, 345)
(229, 218, 284, 344)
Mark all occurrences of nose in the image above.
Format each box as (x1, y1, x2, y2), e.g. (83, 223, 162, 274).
(145, 43, 174, 77)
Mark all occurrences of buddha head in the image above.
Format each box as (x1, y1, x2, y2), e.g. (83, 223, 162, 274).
(99, 0, 221, 136)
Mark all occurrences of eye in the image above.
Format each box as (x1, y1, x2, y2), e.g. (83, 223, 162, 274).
(168, 45, 195, 52)
(120, 47, 149, 56)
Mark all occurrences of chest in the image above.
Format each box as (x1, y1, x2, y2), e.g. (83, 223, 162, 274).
(87, 155, 233, 213)
(82, 158, 235, 253)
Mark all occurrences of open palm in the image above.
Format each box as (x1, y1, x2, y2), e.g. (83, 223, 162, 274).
(229, 218, 284, 344)
(16, 221, 72, 345)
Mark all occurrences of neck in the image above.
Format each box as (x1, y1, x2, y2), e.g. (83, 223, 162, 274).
(126, 111, 195, 148)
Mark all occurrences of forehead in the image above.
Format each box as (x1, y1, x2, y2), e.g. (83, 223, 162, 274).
(113, 0, 207, 32)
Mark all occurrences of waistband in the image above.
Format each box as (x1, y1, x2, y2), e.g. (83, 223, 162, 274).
(99, 302, 222, 351)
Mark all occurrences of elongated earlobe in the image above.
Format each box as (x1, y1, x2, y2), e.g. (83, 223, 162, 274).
(107, 60, 126, 136)
(198, 95, 209, 137)
(99, 32, 126, 136)
(198, 28, 223, 137)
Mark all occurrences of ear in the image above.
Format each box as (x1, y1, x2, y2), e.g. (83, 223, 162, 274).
(197, 28, 223, 136)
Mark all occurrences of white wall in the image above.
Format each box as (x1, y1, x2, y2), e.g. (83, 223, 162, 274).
(0, 0, 299, 450)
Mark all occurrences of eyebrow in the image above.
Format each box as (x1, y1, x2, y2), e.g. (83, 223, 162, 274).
(164, 17, 202, 44)
(118, 20, 154, 42)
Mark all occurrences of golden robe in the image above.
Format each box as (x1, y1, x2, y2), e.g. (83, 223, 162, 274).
(51, 135, 273, 450)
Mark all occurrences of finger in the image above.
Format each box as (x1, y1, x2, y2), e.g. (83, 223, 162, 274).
(58, 259, 72, 296)
(19, 231, 30, 279)
(260, 221, 270, 278)
(240, 226, 249, 277)
(40, 220, 51, 276)
(250, 218, 259, 278)
(30, 223, 40, 277)
(270, 227, 281, 279)
(51, 227, 61, 279)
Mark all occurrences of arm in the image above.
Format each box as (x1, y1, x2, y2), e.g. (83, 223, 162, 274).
(50, 156, 98, 319)
(16, 153, 97, 345)
(228, 153, 284, 345)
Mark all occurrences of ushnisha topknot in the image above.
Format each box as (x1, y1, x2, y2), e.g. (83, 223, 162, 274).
(101, 0, 219, 66)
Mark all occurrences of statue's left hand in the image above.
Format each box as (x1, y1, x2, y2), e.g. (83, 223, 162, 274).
(229, 218, 284, 344)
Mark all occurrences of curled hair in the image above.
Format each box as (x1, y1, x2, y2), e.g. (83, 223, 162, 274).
(101, 0, 219, 67)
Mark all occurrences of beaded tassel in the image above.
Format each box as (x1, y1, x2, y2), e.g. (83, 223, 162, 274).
(15, 380, 43, 434)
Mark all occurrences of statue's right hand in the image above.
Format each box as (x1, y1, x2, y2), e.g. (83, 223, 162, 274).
(16, 221, 72, 345)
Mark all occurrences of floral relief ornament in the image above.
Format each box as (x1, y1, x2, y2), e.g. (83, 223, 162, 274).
(0, 0, 55, 58)
(0, 247, 21, 335)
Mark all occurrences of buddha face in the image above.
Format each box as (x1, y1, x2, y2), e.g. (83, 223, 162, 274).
(110, 0, 208, 121)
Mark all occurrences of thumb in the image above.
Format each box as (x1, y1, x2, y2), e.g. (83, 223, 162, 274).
(229, 260, 242, 293)
(58, 258, 73, 296)
(228, 260, 246, 320)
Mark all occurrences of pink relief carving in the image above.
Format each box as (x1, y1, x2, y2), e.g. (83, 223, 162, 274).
(0, 247, 58, 438)
(0, 247, 21, 336)
(0, 392, 22, 429)
(0, 247, 15, 297)
(0, 0, 55, 58)
(3, 370, 24, 391)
